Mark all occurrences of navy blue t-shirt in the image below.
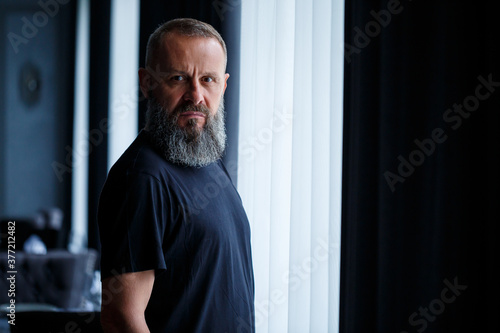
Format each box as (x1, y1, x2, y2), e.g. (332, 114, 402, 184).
(98, 130, 255, 332)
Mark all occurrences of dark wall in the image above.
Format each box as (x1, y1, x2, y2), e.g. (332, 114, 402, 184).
(0, 0, 76, 245)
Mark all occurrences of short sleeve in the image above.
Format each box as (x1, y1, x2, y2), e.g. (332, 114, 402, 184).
(98, 171, 168, 280)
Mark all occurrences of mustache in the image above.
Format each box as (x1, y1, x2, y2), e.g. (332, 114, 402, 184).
(175, 103, 210, 116)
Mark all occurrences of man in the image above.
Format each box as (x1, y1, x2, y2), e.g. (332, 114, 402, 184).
(98, 18, 255, 333)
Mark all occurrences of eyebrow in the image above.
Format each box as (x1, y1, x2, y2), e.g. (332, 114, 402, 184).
(165, 69, 221, 78)
(202, 71, 221, 79)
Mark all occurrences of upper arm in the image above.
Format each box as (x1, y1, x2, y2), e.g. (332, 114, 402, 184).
(99, 171, 168, 277)
(101, 270, 155, 333)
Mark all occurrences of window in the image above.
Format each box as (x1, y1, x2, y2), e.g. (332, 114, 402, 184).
(238, 0, 345, 331)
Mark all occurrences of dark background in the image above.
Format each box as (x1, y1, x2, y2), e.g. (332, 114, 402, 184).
(341, 1, 499, 332)
(0, 0, 76, 246)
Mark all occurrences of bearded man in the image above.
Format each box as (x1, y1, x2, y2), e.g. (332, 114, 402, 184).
(97, 18, 255, 333)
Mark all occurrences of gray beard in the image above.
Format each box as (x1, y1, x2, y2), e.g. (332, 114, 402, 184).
(144, 97, 226, 168)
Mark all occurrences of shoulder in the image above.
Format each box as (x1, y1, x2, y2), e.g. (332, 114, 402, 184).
(108, 130, 170, 181)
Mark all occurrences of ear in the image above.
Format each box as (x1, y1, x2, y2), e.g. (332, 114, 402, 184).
(223, 73, 230, 94)
(138, 68, 151, 99)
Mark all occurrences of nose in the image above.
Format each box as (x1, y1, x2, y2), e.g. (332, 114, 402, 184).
(183, 79, 204, 105)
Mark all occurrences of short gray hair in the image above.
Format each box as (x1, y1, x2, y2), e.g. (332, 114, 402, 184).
(145, 18, 227, 69)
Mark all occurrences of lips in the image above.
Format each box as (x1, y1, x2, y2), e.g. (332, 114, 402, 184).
(179, 111, 206, 118)
(177, 104, 209, 118)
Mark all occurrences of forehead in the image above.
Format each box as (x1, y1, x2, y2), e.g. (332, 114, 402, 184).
(155, 33, 226, 72)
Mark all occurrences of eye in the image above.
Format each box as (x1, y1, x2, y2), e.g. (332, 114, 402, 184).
(202, 77, 214, 83)
(171, 75, 184, 81)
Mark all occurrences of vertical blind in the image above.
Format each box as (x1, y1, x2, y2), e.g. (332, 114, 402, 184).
(238, 0, 344, 332)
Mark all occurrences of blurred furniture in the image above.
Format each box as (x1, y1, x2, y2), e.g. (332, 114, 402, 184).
(0, 209, 101, 333)
(0, 250, 98, 309)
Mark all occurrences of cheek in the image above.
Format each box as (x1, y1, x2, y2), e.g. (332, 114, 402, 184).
(208, 92, 223, 112)
(154, 87, 183, 108)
